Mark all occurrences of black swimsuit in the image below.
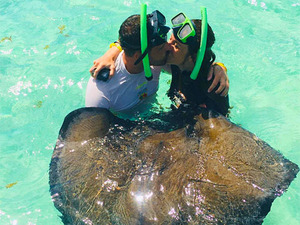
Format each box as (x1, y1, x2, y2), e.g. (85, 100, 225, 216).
(168, 65, 230, 116)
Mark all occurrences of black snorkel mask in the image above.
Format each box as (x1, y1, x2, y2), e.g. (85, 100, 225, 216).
(149, 10, 170, 46)
(134, 9, 170, 68)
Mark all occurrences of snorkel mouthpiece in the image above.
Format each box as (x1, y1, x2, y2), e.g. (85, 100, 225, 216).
(140, 3, 153, 81)
(190, 7, 208, 80)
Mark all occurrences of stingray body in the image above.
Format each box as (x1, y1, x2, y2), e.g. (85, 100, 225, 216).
(49, 107, 298, 225)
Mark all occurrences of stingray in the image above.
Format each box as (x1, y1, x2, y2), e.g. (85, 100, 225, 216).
(49, 107, 298, 225)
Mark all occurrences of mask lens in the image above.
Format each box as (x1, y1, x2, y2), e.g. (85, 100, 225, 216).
(156, 11, 166, 26)
(159, 26, 170, 40)
(179, 23, 193, 39)
(171, 13, 186, 26)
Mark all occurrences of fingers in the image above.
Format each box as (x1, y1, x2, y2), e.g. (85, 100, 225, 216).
(222, 88, 229, 97)
(207, 75, 220, 93)
(93, 66, 102, 78)
(89, 55, 117, 80)
(89, 57, 102, 78)
(90, 62, 105, 79)
(214, 77, 226, 95)
(221, 79, 229, 96)
(207, 66, 213, 81)
(90, 63, 115, 79)
(219, 71, 229, 96)
(109, 65, 115, 77)
(89, 65, 95, 76)
(214, 75, 229, 96)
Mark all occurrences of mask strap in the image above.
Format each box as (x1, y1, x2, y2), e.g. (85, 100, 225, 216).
(134, 48, 149, 65)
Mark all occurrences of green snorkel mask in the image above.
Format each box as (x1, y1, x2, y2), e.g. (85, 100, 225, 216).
(172, 7, 208, 80)
(138, 4, 170, 80)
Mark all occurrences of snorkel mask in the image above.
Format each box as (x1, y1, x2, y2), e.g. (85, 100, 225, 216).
(171, 7, 208, 80)
(135, 4, 170, 80)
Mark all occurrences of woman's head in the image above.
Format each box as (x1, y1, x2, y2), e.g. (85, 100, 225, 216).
(167, 17, 216, 76)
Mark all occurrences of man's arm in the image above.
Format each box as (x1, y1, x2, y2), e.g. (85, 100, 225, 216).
(89, 42, 122, 78)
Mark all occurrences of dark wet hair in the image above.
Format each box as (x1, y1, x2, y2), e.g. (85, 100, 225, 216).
(118, 15, 153, 57)
(188, 19, 216, 77)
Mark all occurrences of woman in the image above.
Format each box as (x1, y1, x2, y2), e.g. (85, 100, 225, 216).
(166, 12, 230, 116)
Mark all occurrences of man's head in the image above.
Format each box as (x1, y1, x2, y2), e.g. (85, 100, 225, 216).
(118, 12, 171, 66)
(118, 15, 142, 57)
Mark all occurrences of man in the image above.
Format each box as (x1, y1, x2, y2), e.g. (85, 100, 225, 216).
(86, 12, 172, 113)
(86, 11, 228, 114)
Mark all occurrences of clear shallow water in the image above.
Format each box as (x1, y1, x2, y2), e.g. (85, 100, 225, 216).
(0, 0, 299, 224)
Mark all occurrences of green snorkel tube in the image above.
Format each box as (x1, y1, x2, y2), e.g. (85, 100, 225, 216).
(140, 3, 153, 80)
(190, 7, 208, 80)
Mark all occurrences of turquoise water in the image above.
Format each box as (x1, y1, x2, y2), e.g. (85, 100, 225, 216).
(0, 0, 299, 224)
